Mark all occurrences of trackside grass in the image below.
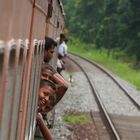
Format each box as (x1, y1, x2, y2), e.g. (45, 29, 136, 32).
(68, 44, 140, 90)
(63, 114, 89, 125)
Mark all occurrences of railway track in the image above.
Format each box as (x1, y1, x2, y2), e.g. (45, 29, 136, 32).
(67, 53, 140, 140)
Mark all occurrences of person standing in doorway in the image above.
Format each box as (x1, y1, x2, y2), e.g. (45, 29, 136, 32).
(57, 34, 68, 74)
(36, 37, 68, 140)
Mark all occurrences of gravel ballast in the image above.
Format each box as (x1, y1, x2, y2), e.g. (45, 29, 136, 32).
(51, 57, 140, 139)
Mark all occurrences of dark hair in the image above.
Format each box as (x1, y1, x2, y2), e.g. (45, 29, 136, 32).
(64, 37, 68, 42)
(60, 33, 65, 39)
(45, 37, 57, 51)
(58, 54, 63, 59)
(40, 79, 56, 90)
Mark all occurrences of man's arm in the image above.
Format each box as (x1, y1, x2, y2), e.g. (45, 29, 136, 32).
(36, 113, 52, 140)
(41, 64, 68, 107)
(52, 73, 68, 105)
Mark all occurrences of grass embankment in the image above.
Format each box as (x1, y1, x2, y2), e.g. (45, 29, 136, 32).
(68, 43, 140, 90)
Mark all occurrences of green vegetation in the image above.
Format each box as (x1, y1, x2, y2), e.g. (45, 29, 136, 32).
(63, 0, 140, 68)
(62, 0, 140, 90)
(68, 41, 140, 90)
(63, 114, 89, 125)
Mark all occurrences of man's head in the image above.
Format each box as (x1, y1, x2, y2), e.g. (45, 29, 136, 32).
(64, 37, 68, 43)
(38, 79, 56, 113)
(59, 33, 65, 44)
(44, 37, 57, 62)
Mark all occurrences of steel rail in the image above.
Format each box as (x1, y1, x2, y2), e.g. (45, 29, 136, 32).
(69, 52, 140, 110)
(68, 55, 121, 140)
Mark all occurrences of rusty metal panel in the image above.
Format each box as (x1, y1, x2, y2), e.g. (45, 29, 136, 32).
(0, 40, 30, 140)
(0, 0, 32, 41)
(0, 42, 46, 140)
(26, 40, 44, 139)
(31, 0, 48, 16)
(25, 56, 35, 139)
(13, 41, 26, 140)
(9, 40, 24, 140)
(32, 8, 46, 39)
(59, 11, 65, 31)
(15, 40, 29, 140)
(0, 0, 65, 139)
(8, 40, 20, 140)
(47, 23, 52, 37)
(19, 39, 44, 140)
(19, 39, 34, 140)
(46, 0, 65, 38)
(0, 40, 16, 140)
(27, 41, 40, 139)
(0, 42, 5, 133)
(0, 39, 44, 140)
(25, 40, 38, 139)
(53, 0, 57, 11)
(0, 42, 4, 93)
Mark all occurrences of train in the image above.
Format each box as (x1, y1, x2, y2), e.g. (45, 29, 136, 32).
(0, 0, 65, 139)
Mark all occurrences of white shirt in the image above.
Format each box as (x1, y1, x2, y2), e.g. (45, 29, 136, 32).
(58, 41, 68, 57)
(57, 58, 65, 69)
(57, 59, 62, 68)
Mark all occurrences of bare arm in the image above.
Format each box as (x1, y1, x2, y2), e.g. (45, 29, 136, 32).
(36, 114, 52, 140)
(52, 73, 68, 105)
(41, 64, 68, 108)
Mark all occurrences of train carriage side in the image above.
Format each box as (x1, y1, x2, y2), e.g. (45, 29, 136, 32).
(0, 0, 65, 140)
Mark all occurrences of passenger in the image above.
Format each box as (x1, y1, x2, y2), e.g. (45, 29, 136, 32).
(36, 113, 52, 140)
(58, 33, 68, 61)
(36, 37, 68, 140)
(57, 33, 68, 74)
(56, 54, 65, 74)
(41, 64, 68, 106)
(43, 36, 68, 106)
(36, 80, 55, 140)
(38, 79, 56, 114)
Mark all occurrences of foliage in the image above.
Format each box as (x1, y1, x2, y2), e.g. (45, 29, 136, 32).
(68, 41, 140, 90)
(63, 0, 140, 67)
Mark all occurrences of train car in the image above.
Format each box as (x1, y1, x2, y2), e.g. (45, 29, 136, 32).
(0, 0, 65, 139)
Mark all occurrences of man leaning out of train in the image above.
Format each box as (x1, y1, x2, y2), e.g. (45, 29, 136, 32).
(36, 37, 68, 140)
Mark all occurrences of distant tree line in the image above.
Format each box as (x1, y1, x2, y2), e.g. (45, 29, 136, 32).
(63, 0, 140, 67)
